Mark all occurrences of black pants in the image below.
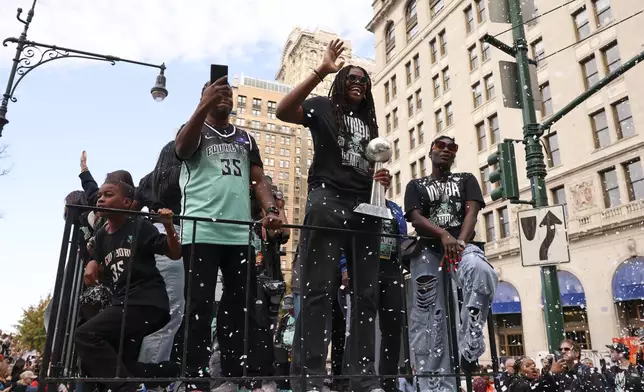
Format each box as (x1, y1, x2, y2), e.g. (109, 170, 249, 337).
(74, 305, 169, 392)
(172, 244, 272, 389)
(291, 187, 381, 392)
(331, 282, 346, 380)
(378, 261, 404, 392)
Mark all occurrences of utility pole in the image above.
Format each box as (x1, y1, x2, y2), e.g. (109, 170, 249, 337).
(486, 0, 565, 353)
(485, 0, 644, 353)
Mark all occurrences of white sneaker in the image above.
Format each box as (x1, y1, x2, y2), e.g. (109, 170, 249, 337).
(210, 381, 238, 392)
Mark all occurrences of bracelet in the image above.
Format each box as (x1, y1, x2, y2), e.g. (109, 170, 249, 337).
(266, 206, 280, 215)
(312, 69, 324, 82)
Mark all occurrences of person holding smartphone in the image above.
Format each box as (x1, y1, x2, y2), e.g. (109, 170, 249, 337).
(173, 70, 282, 392)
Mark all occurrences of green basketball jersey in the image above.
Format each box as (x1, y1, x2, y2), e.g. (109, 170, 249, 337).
(179, 124, 262, 245)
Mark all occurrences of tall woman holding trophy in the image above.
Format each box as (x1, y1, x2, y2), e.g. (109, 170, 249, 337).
(276, 39, 391, 392)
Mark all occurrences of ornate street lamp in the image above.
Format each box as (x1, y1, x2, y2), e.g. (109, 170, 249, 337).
(0, 0, 168, 137)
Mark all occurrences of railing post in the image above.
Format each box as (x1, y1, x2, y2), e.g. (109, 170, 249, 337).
(242, 223, 255, 379)
(487, 312, 501, 391)
(39, 215, 73, 392)
(442, 265, 462, 390)
(181, 221, 198, 380)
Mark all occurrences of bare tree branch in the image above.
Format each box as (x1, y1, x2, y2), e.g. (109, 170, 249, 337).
(0, 145, 11, 177)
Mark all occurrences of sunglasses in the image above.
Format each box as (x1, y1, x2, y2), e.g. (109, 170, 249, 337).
(432, 140, 459, 153)
(559, 347, 571, 352)
(347, 74, 369, 85)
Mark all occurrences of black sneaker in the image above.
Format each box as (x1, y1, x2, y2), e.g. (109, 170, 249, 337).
(460, 355, 478, 374)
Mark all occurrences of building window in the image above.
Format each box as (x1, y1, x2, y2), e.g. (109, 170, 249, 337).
(407, 95, 414, 117)
(581, 56, 599, 89)
(476, 0, 486, 23)
(540, 82, 553, 116)
(385, 22, 396, 62)
(481, 42, 491, 61)
(395, 172, 402, 195)
(391, 75, 397, 97)
(411, 162, 418, 179)
(415, 89, 423, 111)
(573, 8, 590, 40)
(481, 166, 491, 194)
(386, 114, 391, 134)
(531, 38, 545, 66)
(484, 212, 496, 241)
(393, 108, 399, 129)
(489, 114, 500, 144)
(593, 0, 612, 27)
(439, 30, 448, 56)
(484, 74, 495, 100)
(394, 139, 400, 160)
(267, 101, 277, 119)
(409, 128, 416, 149)
(602, 41, 621, 74)
(445, 102, 453, 126)
(384, 82, 390, 104)
(498, 207, 510, 238)
(430, 0, 445, 18)
(429, 39, 438, 63)
(413, 54, 420, 78)
(442, 67, 450, 91)
(624, 160, 644, 202)
(435, 109, 444, 132)
(237, 95, 247, 107)
(545, 132, 561, 167)
(552, 186, 568, 217)
(405, 61, 412, 85)
(600, 167, 621, 208)
(613, 98, 635, 138)
(252, 120, 260, 129)
(472, 82, 483, 108)
(252, 109, 261, 116)
(417, 121, 425, 144)
(419, 156, 427, 177)
(476, 122, 487, 151)
(252, 98, 262, 109)
(406, 0, 419, 42)
(465, 6, 474, 33)
(433, 75, 441, 98)
(591, 110, 610, 148)
(468, 45, 479, 70)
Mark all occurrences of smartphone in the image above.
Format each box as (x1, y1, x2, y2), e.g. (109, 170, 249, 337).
(554, 351, 563, 362)
(210, 64, 228, 84)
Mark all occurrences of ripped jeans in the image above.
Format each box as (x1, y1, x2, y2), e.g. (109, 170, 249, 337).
(409, 244, 498, 392)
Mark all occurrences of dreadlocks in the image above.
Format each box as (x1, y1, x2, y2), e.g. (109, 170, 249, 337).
(328, 66, 379, 142)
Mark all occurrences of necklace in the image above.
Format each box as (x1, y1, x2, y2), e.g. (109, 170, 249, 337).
(204, 122, 236, 138)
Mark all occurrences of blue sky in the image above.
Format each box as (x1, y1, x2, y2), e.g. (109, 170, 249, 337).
(0, 0, 375, 331)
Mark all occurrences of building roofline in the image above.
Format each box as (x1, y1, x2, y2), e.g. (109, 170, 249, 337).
(366, 0, 400, 32)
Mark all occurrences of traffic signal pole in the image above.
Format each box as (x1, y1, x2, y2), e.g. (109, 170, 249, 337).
(494, 0, 566, 353)
(486, 0, 644, 353)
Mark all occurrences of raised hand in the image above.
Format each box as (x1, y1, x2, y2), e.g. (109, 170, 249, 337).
(200, 76, 233, 111)
(80, 150, 88, 172)
(318, 39, 346, 75)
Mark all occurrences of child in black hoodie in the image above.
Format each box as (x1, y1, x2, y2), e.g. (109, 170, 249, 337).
(74, 173, 181, 392)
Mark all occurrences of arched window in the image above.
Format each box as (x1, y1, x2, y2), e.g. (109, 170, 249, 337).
(406, 0, 419, 41)
(385, 21, 396, 63)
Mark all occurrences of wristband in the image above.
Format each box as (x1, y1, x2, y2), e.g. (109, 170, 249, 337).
(266, 206, 280, 216)
(312, 69, 324, 82)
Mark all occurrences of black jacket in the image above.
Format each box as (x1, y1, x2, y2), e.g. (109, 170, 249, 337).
(604, 363, 644, 392)
(553, 362, 607, 392)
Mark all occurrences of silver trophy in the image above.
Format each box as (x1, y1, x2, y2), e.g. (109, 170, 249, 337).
(354, 137, 393, 220)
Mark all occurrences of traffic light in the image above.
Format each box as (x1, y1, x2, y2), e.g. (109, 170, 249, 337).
(487, 141, 520, 201)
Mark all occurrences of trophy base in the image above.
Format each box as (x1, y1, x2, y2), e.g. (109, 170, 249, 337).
(353, 203, 393, 220)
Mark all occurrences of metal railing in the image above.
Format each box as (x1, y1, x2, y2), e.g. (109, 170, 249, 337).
(40, 204, 502, 392)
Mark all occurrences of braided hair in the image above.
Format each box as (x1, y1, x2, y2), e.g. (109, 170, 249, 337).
(328, 66, 379, 143)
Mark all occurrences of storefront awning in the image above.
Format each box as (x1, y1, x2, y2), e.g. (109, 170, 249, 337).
(541, 270, 586, 307)
(613, 258, 644, 302)
(492, 281, 522, 314)
(558, 270, 586, 307)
